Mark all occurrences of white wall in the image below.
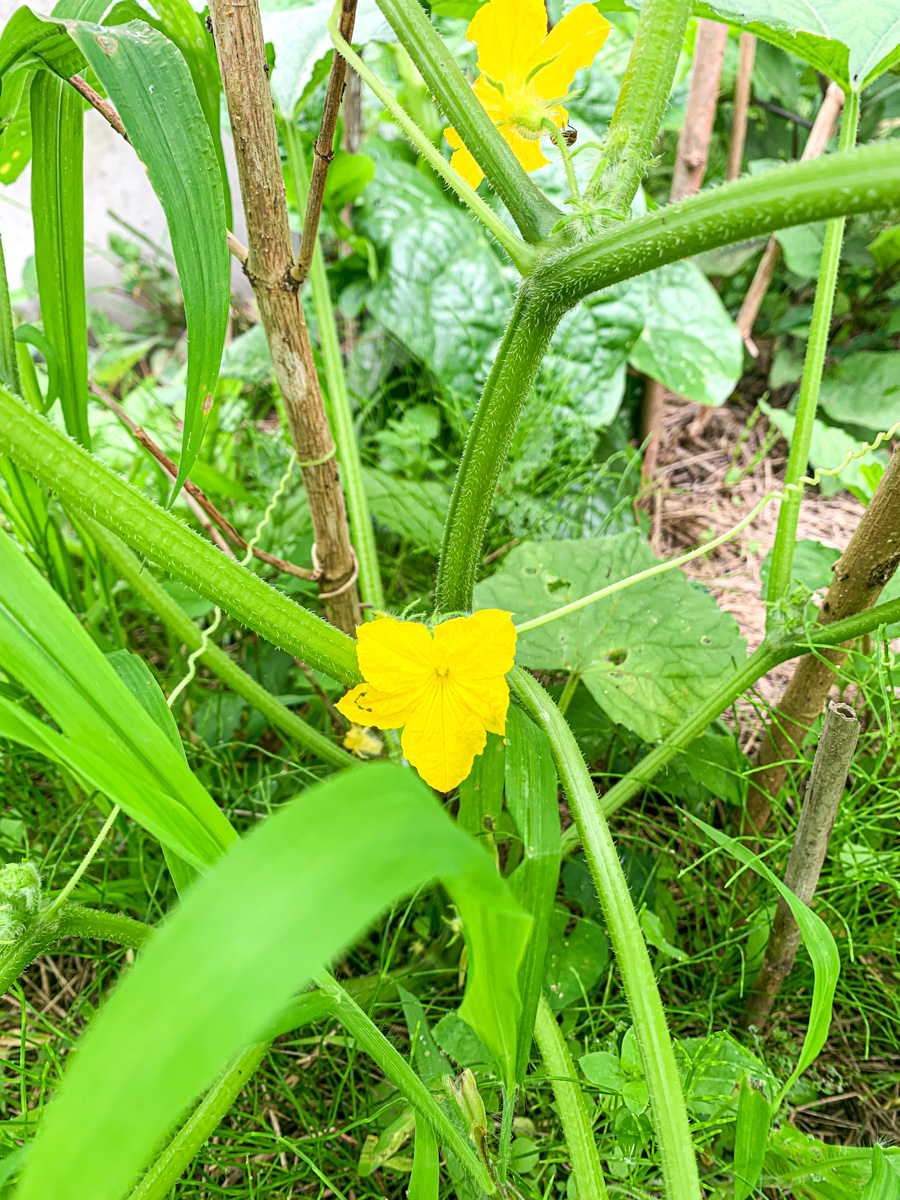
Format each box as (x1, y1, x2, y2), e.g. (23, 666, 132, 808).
(0, 0, 249, 310)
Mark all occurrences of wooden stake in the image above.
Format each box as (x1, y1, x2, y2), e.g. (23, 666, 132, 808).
(641, 19, 728, 508)
(726, 33, 756, 182)
(743, 444, 900, 836)
(208, 0, 362, 635)
(736, 83, 844, 355)
(743, 701, 859, 1026)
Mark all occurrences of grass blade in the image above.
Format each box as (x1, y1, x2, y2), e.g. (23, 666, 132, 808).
(69, 19, 229, 493)
(734, 1078, 771, 1200)
(688, 816, 840, 1107)
(30, 70, 89, 444)
(505, 706, 560, 1082)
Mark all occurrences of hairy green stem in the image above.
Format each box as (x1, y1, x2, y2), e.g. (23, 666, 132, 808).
(588, 0, 692, 214)
(539, 140, 900, 311)
(314, 970, 497, 1194)
(58, 904, 153, 949)
(374, 0, 561, 244)
(127, 1042, 270, 1200)
(765, 89, 860, 614)
(438, 142, 900, 616)
(280, 114, 384, 613)
(510, 667, 701, 1200)
(0, 917, 63, 998)
(86, 524, 357, 770)
(436, 287, 561, 613)
(533, 994, 608, 1200)
(328, 5, 534, 272)
(0, 384, 360, 684)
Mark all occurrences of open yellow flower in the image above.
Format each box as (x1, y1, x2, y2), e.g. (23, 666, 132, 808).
(444, 0, 610, 189)
(337, 610, 517, 792)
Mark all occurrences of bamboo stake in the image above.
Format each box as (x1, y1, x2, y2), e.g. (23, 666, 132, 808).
(642, 18, 728, 522)
(726, 33, 756, 182)
(743, 701, 859, 1026)
(207, 0, 362, 634)
(743, 444, 900, 836)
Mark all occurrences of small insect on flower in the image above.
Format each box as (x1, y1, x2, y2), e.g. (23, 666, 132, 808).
(444, 0, 609, 188)
(562, 125, 578, 147)
(337, 610, 516, 793)
(343, 723, 384, 759)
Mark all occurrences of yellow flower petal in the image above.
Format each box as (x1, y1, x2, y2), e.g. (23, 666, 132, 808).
(467, 0, 547, 86)
(336, 681, 431, 731)
(355, 616, 435, 694)
(401, 679, 489, 792)
(433, 609, 517, 681)
(526, 4, 610, 103)
(445, 125, 485, 188)
(500, 125, 550, 174)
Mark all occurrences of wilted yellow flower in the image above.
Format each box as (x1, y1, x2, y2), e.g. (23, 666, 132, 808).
(445, 0, 610, 188)
(343, 724, 384, 758)
(337, 611, 517, 792)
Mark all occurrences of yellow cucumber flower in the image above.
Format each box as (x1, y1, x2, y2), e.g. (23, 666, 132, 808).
(444, 0, 610, 189)
(336, 610, 517, 792)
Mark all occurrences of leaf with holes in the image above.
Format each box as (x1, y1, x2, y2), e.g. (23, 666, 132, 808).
(475, 535, 746, 742)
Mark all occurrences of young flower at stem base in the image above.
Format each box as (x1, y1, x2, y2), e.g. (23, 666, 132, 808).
(445, 0, 610, 189)
(337, 610, 517, 792)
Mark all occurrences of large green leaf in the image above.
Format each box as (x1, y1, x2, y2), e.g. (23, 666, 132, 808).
(541, 283, 644, 428)
(69, 19, 229, 494)
(30, 70, 89, 444)
(818, 350, 900, 433)
(355, 155, 511, 397)
(475, 535, 746, 742)
(627, 260, 743, 408)
(0, 531, 236, 867)
(362, 467, 449, 554)
(16, 764, 530, 1200)
(694, 0, 900, 91)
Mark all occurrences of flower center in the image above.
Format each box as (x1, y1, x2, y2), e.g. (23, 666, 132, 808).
(436, 665, 450, 678)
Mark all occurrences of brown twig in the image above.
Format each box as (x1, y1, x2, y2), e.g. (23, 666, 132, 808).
(67, 73, 250, 265)
(291, 0, 358, 286)
(743, 701, 860, 1027)
(736, 82, 844, 355)
(209, 0, 362, 633)
(726, 33, 756, 181)
(91, 382, 319, 581)
(742, 443, 900, 837)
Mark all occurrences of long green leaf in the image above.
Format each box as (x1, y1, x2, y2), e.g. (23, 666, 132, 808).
(16, 763, 529, 1200)
(733, 1079, 771, 1200)
(68, 19, 229, 494)
(0, 7, 229, 487)
(30, 70, 89, 444)
(0, 697, 225, 871)
(688, 817, 840, 1107)
(505, 706, 560, 1083)
(0, 531, 236, 865)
